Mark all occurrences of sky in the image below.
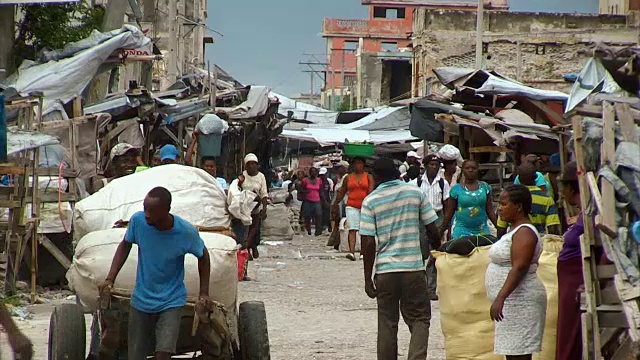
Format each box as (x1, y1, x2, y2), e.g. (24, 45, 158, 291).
(206, 0, 598, 97)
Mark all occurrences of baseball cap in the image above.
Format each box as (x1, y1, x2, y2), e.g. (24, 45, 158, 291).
(560, 161, 578, 182)
(109, 143, 137, 161)
(159, 144, 179, 161)
(407, 151, 420, 159)
(244, 153, 259, 165)
(319, 167, 328, 175)
(423, 154, 441, 164)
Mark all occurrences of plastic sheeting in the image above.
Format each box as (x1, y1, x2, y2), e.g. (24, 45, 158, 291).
(565, 58, 625, 113)
(7, 128, 59, 155)
(279, 129, 416, 146)
(342, 106, 410, 131)
(73, 164, 230, 243)
(218, 86, 270, 120)
(67, 228, 238, 312)
(433, 67, 569, 102)
(4, 25, 151, 118)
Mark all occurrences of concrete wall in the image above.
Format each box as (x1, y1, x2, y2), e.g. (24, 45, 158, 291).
(357, 53, 384, 107)
(412, 9, 638, 96)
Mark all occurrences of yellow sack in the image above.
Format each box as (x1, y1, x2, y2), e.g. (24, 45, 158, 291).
(434, 246, 501, 360)
(534, 234, 563, 360)
(435, 236, 562, 360)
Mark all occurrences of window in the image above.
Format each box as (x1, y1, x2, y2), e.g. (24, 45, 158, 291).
(373, 7, 387, 18)
(373, 7, 406, 19)
(344, 41, 358, 50)
(381, 42, 398, 52)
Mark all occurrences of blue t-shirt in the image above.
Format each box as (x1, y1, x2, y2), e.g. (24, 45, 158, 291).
(125, 211, 205, 313)
(449, 182, 492, 239)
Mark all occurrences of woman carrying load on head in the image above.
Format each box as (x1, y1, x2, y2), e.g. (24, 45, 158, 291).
(439, 159, 497, 241)
(332, 157, 374, 261)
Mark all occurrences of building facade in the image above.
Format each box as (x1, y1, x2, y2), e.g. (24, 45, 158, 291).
(321, 0, 508, 109)
(599, 0, 640, 14)
(412, 9, 639, 96)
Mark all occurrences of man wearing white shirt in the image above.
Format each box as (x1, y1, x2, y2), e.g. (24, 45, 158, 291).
(410, 154, 450, 300)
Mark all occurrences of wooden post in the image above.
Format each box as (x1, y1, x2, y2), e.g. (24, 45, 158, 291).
(572, 114, 601, 359)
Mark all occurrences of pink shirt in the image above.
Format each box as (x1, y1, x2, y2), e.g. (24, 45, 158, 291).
(302, 178, 321, 203)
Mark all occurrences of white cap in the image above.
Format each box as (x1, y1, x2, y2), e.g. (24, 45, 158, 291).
(244, 153, 259, 165)
(407, 151, 420, 159)
(110, 143, 137, 161)
(319, 167, 328, 175)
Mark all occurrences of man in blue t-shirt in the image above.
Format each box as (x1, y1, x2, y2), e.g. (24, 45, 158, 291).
(99, 187, 211, 359)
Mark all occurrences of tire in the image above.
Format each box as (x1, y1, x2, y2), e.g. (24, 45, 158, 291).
(238, 301, 270, 360)
(48, 303, 86, 360)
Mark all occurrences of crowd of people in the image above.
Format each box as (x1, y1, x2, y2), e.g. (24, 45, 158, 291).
(312, 147, 590, 360)
(0, 129, 590, 359)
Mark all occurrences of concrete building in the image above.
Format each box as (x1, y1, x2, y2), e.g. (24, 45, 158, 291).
(356, 50, 413, 107)
(321, 0, 508, 109)
(600, 0, 640, 14)
(411, 9, 639, 96)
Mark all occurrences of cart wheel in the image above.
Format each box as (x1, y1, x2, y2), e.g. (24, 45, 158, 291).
(238, 301, 270, 360)
(48, 303, 86, 360)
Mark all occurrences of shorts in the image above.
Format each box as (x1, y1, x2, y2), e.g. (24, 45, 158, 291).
(301, 201, 322, 219)
(345, 206, 361, 231)
(128, 306, 183, 357)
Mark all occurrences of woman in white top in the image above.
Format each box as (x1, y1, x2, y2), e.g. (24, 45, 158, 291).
(486, 184, 546, 359)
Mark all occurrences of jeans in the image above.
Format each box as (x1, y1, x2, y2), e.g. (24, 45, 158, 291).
(375, 271, 431, 360)
(128, 306, 183, 359)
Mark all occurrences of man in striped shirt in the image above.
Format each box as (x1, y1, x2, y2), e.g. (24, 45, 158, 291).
(360, 158, 440, 360)
(497, 162, 561, 237)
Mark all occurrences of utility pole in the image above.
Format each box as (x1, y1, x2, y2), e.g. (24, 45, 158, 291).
(310, 72, 314, 105)
(299, 56, 328, 108)
(475, 0, 484, 70)
(340, 49, 346, 110)
(167, 0, 178, 87)
(0, 5, 15, 82)
(140, 0, 156, 90)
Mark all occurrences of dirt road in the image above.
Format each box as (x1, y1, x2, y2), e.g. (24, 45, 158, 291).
(0, 234, 445, 359)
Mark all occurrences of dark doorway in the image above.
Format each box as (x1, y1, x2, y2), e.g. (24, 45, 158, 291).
(382, 59, 411, 102)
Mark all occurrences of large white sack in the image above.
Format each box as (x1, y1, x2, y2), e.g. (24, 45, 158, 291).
(261, 203, 294, 241)
(67, 228, 238, 312)
(339, 217, 361, 253)
(73, 164, 230, 243)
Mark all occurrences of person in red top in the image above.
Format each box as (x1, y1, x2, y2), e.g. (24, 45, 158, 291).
(333, 157, 375, 261)
(301, 167, 325, 236)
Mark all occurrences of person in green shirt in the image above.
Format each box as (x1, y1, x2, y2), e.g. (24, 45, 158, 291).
(498, 163, 561, 238)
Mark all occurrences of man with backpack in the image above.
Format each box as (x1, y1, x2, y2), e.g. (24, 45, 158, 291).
(410, 154, 450, 301)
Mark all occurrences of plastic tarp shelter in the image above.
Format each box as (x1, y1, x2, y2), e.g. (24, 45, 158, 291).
(279, 128, 416, 146)
(272, 92, 339, 126)
(433, 67, 569, 102)
(217, 86, 270, 120)
(342, 106, 410, 131)
(2, 25, 151, 120)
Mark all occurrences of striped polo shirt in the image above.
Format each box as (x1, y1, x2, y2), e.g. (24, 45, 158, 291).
(360, 180, 439, 275)
(497, 185, 560, 233)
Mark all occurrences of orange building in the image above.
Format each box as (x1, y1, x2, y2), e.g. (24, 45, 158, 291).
(321, 0, 509, 109)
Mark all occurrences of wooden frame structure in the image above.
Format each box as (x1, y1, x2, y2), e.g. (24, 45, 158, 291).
(571, 99, 640, 359)
(0, 94, 81, 301)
